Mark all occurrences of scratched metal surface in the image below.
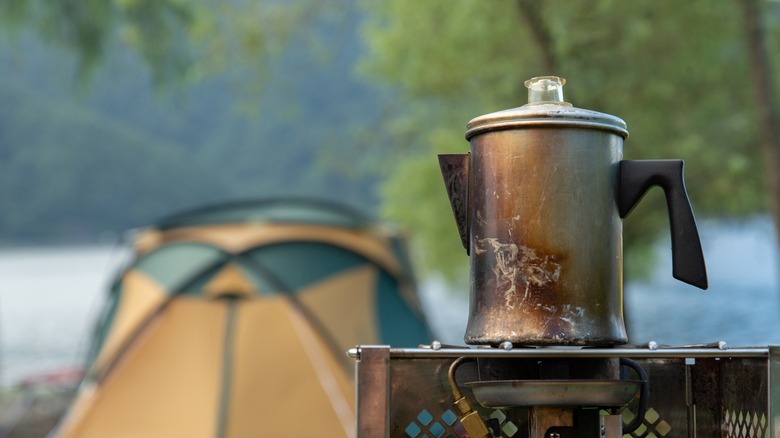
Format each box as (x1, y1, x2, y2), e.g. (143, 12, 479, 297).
(465, 127, 626, 346)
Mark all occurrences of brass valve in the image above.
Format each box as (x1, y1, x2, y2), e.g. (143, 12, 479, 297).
(449, 358, 491, 438)
(453, 394, 491, 438)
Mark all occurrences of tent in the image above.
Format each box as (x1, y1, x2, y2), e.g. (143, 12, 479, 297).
(55, 198, 432, 438)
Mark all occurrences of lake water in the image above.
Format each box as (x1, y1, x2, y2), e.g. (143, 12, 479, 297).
(0, 245, 131, 387)
(1, 218, 779, 387)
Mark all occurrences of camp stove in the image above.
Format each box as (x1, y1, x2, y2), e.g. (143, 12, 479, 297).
(351, 77, 778, 437)
(350, 345, 777, 437)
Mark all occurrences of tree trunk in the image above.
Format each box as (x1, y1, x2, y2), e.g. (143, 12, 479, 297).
(516, 0, 558, 74)
(740, 0, 780, 252)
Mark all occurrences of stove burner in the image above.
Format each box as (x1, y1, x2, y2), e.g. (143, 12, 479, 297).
(448, 353, 649, 436)
(465, 379, 642, 408)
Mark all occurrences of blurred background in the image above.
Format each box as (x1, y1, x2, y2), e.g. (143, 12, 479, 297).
(1, 0, 780, 434)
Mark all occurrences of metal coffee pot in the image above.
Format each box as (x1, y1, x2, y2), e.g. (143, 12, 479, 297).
(439, 76, 707, 346)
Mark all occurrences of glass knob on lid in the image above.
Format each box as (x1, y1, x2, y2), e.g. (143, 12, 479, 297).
(524, 76, 571, 106)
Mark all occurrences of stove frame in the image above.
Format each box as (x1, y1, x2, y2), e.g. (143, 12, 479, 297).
(351, 345, 779, 437)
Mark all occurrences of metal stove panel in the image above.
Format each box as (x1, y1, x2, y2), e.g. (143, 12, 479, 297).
(353, 347, 773, 438)
(622, 358, 686, 437)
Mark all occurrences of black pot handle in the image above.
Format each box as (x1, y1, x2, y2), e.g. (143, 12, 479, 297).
(619, 160, 708, 289)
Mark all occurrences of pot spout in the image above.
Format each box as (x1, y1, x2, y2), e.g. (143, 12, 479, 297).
(438, 153, 470, 253)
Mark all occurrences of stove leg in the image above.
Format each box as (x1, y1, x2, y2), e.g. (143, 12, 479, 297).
(540, 408, 613, 438)
(602, 414, 623, 438)
(530, 407, 573, 437)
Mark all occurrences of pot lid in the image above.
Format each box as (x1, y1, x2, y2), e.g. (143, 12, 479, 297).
(465, 76, 628, 140)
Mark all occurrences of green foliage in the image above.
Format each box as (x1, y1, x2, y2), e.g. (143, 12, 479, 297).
(0, 0, 358, 93)
(0, 0, 196, 84)
(359, 0, 777, 281)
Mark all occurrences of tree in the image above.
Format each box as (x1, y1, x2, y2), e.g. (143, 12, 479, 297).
(0, 0, 195, 84)
(3, 0, 779, 283)
(0, 0, 341, 88)
(740, 0, 780, 253)
(358, 0, 778, 281)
